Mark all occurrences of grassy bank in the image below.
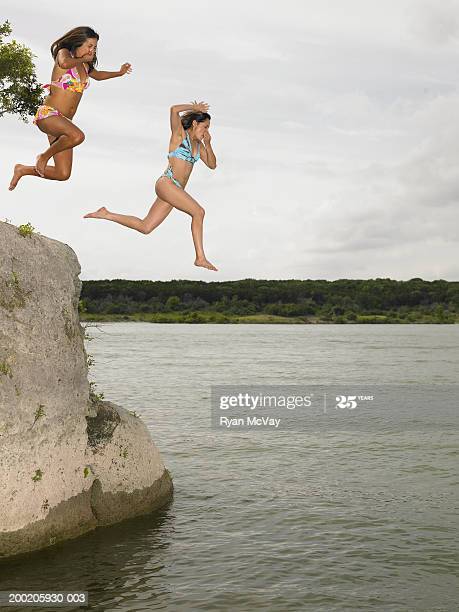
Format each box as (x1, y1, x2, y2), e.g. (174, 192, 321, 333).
(79, 310, 458, 324)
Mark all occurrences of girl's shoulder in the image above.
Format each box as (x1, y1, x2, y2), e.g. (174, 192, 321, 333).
(55, 48, 70, 64)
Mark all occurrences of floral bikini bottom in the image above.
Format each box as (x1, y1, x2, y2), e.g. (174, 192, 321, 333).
(33, 105, 65, 125)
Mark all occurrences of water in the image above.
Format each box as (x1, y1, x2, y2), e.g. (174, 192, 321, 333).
(1, 324, 458, 611)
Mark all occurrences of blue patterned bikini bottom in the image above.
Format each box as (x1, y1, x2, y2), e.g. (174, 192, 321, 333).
(160, 165, 183, 189)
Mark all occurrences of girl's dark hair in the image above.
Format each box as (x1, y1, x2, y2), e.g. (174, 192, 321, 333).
(51, 26, 99, 71)
(181, 111, 211, 130)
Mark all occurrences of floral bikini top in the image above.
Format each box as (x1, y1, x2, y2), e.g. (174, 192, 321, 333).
(43, 63, 90, 94)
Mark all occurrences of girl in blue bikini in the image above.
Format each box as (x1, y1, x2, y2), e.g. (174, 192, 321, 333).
(84, 101, 218, 272)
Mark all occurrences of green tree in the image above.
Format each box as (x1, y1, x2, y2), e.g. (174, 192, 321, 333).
(165, 295, 181, 311)
(0, 20, 43, 121)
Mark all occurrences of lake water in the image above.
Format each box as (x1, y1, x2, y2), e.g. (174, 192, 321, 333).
(1, 324, 458, 611)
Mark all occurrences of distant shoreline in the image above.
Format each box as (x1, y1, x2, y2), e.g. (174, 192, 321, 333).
(79, 278, 459, 324)
(79, 312, 458, 324)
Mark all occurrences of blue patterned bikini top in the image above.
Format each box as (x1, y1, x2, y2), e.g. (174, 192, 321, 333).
(168, 131, 200, 164)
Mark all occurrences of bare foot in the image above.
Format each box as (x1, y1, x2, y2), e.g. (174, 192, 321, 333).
(35, 154, 47, 178)
(83, 206, 110, 219)
(194, 257, 218, 271)
(9, 164, 25, 191)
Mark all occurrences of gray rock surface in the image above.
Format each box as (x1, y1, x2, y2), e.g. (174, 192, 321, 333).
(0, 221, 173, 558)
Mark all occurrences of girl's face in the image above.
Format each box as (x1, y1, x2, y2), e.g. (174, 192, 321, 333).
(76, 37, 98, 58)
(193, 119, 210, 140)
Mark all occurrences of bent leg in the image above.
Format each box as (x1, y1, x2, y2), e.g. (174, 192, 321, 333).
(84, 198, 174, 234)
(155, 177, 217, 271)
(46, 137, 73, 181)
(9, 117, 81, 188)
(9, 145, 73, 188)
(35, 115, 85, 176)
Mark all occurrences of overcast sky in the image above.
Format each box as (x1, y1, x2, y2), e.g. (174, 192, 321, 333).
(1, 0, 458, 281)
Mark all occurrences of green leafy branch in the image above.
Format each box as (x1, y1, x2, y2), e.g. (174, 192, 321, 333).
(0, 20, 44, 121)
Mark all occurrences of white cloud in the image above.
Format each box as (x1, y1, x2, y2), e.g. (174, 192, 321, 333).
(406, 0, 459, 46)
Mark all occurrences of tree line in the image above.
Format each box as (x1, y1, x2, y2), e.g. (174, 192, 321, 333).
(79, 278, 458, 323)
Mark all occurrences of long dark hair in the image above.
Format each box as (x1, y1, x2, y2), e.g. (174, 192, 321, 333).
(181, 111, 211, 130)
(51, 26, 99, 71)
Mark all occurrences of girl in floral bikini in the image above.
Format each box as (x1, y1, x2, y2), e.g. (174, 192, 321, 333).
(9, 26, 131, 190)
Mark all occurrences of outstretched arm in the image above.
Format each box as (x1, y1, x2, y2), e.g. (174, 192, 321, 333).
(89, 62, 132, 81)
(200, 132, 217, 169)
(170, 101, 209, 134)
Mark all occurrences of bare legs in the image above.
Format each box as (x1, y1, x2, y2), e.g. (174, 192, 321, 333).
(154, 177, 217, 270)
(84, 199, 174, 234)
(84, 176, 218, 271)
(9, 115, 84, 190)
(9, 146, 74, 189)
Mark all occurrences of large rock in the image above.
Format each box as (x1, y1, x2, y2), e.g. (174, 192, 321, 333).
(0, 221, 173, 558)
